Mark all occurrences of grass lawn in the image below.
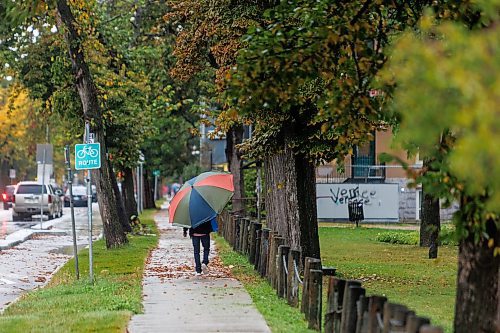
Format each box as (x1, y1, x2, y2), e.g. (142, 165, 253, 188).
(0, 209, 158, 333)
(319, 226, 457, 333)
(215, 235, 317, 333)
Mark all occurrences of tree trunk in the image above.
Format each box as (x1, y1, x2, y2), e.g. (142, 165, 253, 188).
(143, 169, 155, 209)
(454, 216, 499, 332)
(56, 0, 127, 248)
(110, 163, 131, 232)
(265, 142, 320, 260)
(420, 188, 440, 259)
(122, 167, 138, 219)
(420, 159, 440, 259)
(225, 124, 245, 216)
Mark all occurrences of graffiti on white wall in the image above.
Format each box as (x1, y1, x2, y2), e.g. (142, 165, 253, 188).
(317, 183, 399, 220)
(329, 186, 377, 205)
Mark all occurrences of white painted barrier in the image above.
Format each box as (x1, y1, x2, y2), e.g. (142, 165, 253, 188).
(316, 183, 399, 221)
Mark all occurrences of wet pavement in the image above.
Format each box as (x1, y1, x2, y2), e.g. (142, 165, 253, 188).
(128, 209, 271, 333)
(0, 209, 37, 240)
(0, 203, 102, 312)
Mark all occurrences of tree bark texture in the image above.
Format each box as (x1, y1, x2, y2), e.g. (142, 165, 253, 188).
(420, 187, 440, 259)
(225, 124, 245, 215)
(122, 167, 138, 219)
(454, 217, 499, 333)
(264, 143, 320, 260)
(143, 169, 156, 209)
(56, 0, 127, 248)
(110, 163, 131, 232)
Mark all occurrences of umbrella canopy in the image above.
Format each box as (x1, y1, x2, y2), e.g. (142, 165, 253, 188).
(169, 171, 234, 228)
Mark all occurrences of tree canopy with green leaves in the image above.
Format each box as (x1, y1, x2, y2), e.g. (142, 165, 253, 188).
(228, 0, 431, 161)
(381, 2, 499, 331)
(224, 0, 432, 259)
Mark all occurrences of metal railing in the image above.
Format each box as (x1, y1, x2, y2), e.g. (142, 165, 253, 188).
(316, 164, 423, 184)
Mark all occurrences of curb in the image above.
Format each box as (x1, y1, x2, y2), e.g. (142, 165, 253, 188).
(0, 220, 67, 250)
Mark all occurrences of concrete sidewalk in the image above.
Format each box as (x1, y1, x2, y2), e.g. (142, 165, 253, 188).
(128, 209, 271, 333)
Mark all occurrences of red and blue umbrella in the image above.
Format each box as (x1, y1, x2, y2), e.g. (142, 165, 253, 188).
(169, 171, 234, 228)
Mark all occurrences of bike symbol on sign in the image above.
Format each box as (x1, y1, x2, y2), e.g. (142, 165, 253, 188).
(75, 143, 101, 170)
(76, 145, 99, 159)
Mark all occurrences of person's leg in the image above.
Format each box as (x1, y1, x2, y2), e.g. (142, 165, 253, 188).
(192, 236, 202, 273)
(201, 234, 210, 266)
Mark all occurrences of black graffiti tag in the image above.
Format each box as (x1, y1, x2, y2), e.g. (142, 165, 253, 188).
(329, 186, 377, 205)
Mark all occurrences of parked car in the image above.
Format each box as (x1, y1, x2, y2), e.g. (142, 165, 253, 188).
(12, 181, 62, 221)
(2, 185, 16, 210)
(64, 185, 88, 207)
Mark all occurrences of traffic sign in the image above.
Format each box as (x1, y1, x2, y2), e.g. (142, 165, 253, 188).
(75, 143, 101, 170)
(153, 170, 160, 177)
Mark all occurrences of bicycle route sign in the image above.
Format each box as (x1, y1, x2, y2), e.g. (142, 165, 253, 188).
(75, 143, 101, 170)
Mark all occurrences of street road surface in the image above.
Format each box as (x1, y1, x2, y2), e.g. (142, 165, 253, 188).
(0, 203, 102, 312)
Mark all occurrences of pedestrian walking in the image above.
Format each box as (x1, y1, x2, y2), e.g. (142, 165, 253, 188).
(169, 171, 234, 274)
(183, 217, 217, 275)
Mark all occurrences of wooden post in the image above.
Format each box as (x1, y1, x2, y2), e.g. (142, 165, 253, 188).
(233, 218, 241, 252)
(382, 303, 408, 333)
(271, 237, 285, 289)
(324, 277, 337, 333)
(238, 218, 246, 253)
(308, 269, 323, 331)
(242, 219, 250, 254)
(227, 216, 234, 246)
(249, 222, 261, 264)
(405, 314, 430, 333)
(221, 211, 228, 239)
(301, 257, 322, 316)
(266, 232, 278, 281)
(254, 229, 262, 271)
(218, 212, 225, 238)
(287, 249, 301, 307)
(333, 278, 347, 333)
(277, 245, 290, 298)
(259, 228, 271, 277)
(366, 295, 387, 333)
(340, 282, 364, 333)
(355, 295, 369, 333)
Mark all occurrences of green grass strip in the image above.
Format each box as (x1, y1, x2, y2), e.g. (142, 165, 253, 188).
(214, 235, 316, 333)
(0, 209, 159, 333)
(319, 226, 456, 333)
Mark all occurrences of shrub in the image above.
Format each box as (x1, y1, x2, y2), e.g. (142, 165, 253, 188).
(375, 231, 419, 245)
(375, 225, 458, 246)
(439, 224, 458, 246)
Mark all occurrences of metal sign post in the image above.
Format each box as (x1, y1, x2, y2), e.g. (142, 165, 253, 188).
(40, 147, 46, 229)
(64, 145, 79, 280)
(153, 170, 160, 201)
(75, 122, 101, 284)
(86, 123, 93, 284)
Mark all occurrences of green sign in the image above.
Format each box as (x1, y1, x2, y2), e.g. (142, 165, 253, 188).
(75, 143, 101, 170)
(153, 170, 160, 177)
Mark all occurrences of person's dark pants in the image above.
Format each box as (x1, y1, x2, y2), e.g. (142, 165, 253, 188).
(192, 234, 210, 273)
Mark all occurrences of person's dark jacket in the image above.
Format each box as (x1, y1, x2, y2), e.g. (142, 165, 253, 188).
(183, 221, 213, 237)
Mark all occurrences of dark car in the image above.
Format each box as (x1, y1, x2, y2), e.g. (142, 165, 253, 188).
(2, 185, 16, 210)
(64, 185, 88, 207)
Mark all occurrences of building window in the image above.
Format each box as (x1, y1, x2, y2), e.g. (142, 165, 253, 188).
(352, 138, 376, 178)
